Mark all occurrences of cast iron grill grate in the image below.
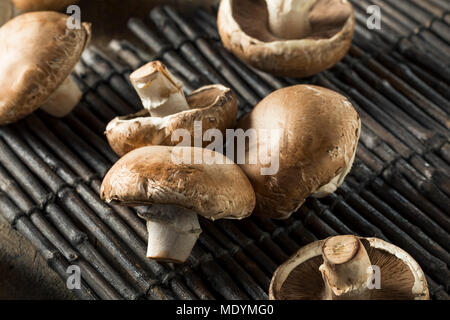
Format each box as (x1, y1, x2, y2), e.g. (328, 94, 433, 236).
(0, 0, 449, 300)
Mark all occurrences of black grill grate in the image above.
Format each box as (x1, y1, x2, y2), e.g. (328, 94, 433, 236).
(0, 1, 449, 300)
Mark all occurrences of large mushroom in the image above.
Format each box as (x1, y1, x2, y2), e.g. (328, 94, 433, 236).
(105, 61, 238, 156)
(218, 0, 355, 78)
(0, 11, 90, 125)
(269, 235, 430, 300)
(236, 85, 360, 219)
(12, 0, 79, 12)
(100, 145, 255, 263)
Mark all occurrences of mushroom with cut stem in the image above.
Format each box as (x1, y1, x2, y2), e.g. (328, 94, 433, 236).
(236, 85, 361, 219)
(105, 61, 238, 156)
(11, 0, 79, 13)
(0, 11, 91, 125)
(0, 0, 13, 26)
(217, 0, 355, 77)
(269, 235, 430, 300)
(100, 145, 256, 263)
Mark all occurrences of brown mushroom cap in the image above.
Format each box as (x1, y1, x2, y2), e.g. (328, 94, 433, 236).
(105, 84, 238, 156)
(100, 146, 256, 220)
(0, 11, 90, 125)
(218, 0, 355, 78)
(12, 0, 79, 12)
(237, 85, 360, 219)
(269, 236, 430, 300)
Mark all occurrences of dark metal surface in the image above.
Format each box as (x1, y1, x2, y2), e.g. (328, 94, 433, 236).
(0, 1, 449, 300)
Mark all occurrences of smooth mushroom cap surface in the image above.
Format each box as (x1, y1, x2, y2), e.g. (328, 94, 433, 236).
(269, 237, 429, 300)
(218, 0, 355, 77)
(12, 0, 79, 12)
(105, 85, 238, 156)
(237, 85, 360, 219)
(0, 11, 90, 125)
(100, 146, 256, 220)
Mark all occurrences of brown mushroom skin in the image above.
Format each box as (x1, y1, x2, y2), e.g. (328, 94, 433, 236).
(237, 85, 360, 219)
(105, 85, 238, 157)
(12, 0, 79, 12)
(218, 0, 355, 78)
(0, 12, 90, 125)
(100, 146, 255, 221)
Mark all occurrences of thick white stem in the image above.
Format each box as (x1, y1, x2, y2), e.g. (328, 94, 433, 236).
(0, 0, 13, 26)
(319, 235, 373, 300)
(130, 61, 189, 118)
(40, 76, 82, 117)
(265, 0, 316, 39)
(138, 204, 202, 263)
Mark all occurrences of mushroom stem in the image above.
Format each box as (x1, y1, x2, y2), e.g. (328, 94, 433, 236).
(319, 235, 373, 300)
(265, 0, 316, 39)
(137, 204, 202, 263)
(130, 61, 189, 118)
(40, 76, 82, 117)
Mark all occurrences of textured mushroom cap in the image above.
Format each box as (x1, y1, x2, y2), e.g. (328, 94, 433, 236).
(100, 146, 256, 220)
(237, 85, 360, 219)
(105, 85, 238, 156)
(0, 11, 90, 125)
(218, 0, 355, 78)
(269, 237, 429, 300)
(12, 0, 79, 12)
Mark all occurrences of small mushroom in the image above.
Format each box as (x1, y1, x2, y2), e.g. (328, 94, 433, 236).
(236, 85, 360, 219)
(0, 0, 13, 26)
(269, 235, 430, 300)
(0, 11, 91, 125)
(100, 145, 255, 263)
(105, 61, 237, 156)
(12, 0, 79, 12)
(218, 0, 355, 77)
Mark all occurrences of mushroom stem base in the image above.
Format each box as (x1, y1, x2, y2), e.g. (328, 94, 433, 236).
(319, 235, 373, 300)
(265, 0, 316, 39)
(130, 61, 190, 118)
(140, 205, 202, 263)
(40, 76, 82, 118)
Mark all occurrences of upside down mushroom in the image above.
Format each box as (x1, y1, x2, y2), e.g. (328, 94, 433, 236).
(100, 146, 255, 263)
(105, 61, 238, 156)
(269, 235, 429, 300)
(0, 11, 90, 125)
(218, 0, 355, 77)
(237, 85, 360, 219)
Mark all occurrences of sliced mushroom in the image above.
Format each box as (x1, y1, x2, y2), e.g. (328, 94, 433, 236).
(105, 61, 238, 156)
(100, 145, 255, 263)
(218, 0, 355, 77)
(0, 11, 90, 125)
(269, 235, 430, 300)
(236, 85, 360, 219)
(0, 0, 13, 26)
(12, 0, 79, 12)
